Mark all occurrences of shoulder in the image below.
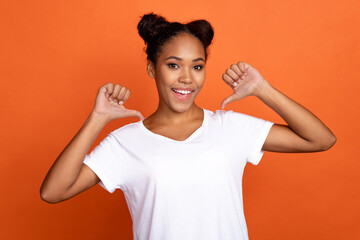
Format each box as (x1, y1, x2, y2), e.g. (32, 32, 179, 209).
(204, 108, 273, 134)
(204, 108, 261, 123)
(109, 121, 143, 138)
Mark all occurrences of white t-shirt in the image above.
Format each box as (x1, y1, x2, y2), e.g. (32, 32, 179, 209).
(83, 109, 274, 240)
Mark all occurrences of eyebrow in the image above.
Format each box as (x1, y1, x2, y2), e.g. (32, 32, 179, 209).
(165, 56, 205, 62)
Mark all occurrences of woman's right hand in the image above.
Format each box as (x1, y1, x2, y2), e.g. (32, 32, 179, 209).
(92, 83, 144, 122)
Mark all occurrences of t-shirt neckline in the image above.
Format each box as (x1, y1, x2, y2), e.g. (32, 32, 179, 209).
(139, 108, 208, 143)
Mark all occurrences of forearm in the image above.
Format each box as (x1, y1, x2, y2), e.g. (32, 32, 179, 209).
(257, 80, 336, 150)
(40, 113, 108, 199)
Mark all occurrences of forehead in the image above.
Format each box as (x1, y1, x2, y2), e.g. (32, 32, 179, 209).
(159, 33, 205, 60)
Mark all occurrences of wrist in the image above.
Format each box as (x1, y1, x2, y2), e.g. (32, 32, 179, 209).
(254, 79, 274, 99)
(88, 112, 111, 126)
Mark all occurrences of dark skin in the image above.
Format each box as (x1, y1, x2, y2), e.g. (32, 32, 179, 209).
(143, 33, 207, 141)
(40, 33, 336, 204)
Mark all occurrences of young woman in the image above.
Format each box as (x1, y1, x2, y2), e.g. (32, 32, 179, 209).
(40, 13, 336, 240)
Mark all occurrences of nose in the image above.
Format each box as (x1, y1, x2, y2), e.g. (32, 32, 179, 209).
(178, 68, 192, 84)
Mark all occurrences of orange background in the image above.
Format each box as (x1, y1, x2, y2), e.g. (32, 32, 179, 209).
(1, 0, 359, 239)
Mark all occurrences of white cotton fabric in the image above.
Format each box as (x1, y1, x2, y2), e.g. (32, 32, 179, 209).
(83, 109, 274, 240)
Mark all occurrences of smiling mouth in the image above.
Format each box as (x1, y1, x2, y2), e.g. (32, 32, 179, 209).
(171, 88, 193, 95)
(171, 88, 194, 100)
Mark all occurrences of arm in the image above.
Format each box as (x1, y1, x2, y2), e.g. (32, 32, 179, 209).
(221, 61, 336, 153)
(40, 83, 143, 203)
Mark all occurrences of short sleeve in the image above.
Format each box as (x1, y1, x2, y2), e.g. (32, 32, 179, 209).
(246, 119, 274, 165)
(220, 110, 274, 165)
(83, 133, 126, 193)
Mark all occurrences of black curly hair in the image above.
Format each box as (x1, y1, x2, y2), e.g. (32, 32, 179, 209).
(137, 13, 214, 64)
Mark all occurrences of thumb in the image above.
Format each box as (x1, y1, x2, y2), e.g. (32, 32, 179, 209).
(221, 94, 239, 109)
(124, 109, 145, 121)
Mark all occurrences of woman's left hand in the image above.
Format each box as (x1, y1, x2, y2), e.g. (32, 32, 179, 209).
(221, 61, 336, 152)
(221, 61, 267, 109)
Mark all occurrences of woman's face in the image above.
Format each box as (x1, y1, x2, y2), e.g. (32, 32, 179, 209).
(148, 33, 206, 113)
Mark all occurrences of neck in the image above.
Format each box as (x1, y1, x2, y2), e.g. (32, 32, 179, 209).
(149, 103, 203, 125)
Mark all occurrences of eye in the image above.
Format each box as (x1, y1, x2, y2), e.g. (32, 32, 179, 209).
(167, 63, 179, 69)
(193, 65, 204, 71)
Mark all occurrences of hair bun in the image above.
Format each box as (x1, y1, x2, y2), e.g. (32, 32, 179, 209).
(137, 13, 214, 63)
(137, 13, 170, 44)
(186, 20, 214, 48)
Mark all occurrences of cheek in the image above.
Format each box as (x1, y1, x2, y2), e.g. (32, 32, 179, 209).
(195, 71, 206, 85)
(156, 68, 177, 84)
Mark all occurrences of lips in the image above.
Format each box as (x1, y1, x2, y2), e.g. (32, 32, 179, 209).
(171, 88, 194, 100)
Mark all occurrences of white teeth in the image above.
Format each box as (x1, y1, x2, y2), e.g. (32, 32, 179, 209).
(173, 89, 192, 94)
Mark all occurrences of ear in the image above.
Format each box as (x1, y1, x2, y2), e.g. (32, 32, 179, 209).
(147, 61, 156, 79)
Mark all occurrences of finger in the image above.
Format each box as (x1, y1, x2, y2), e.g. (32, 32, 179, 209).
(124, 109, 144, 121)
(221, 90, 250, 109)
(222, 73, 236, 87)
(231, 64, 246, 81)
(225, 68, 240, 81)
(221, 94, 239, 109)
(117, 86, 127, 101)
(230, 64, 243, 77)
(237, 61, 250, 73)
(122, 89, 131, 103)
(99, 86, 107, 94)
(110, 84, 121, 101)
(104, 83, 114, 98)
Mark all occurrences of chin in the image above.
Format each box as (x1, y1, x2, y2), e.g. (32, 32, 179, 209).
(169, 102, 194, 113)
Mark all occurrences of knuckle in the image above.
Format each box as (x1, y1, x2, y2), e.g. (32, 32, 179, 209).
(99, 86, 105, 92)
(102, 83, 109, 90)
